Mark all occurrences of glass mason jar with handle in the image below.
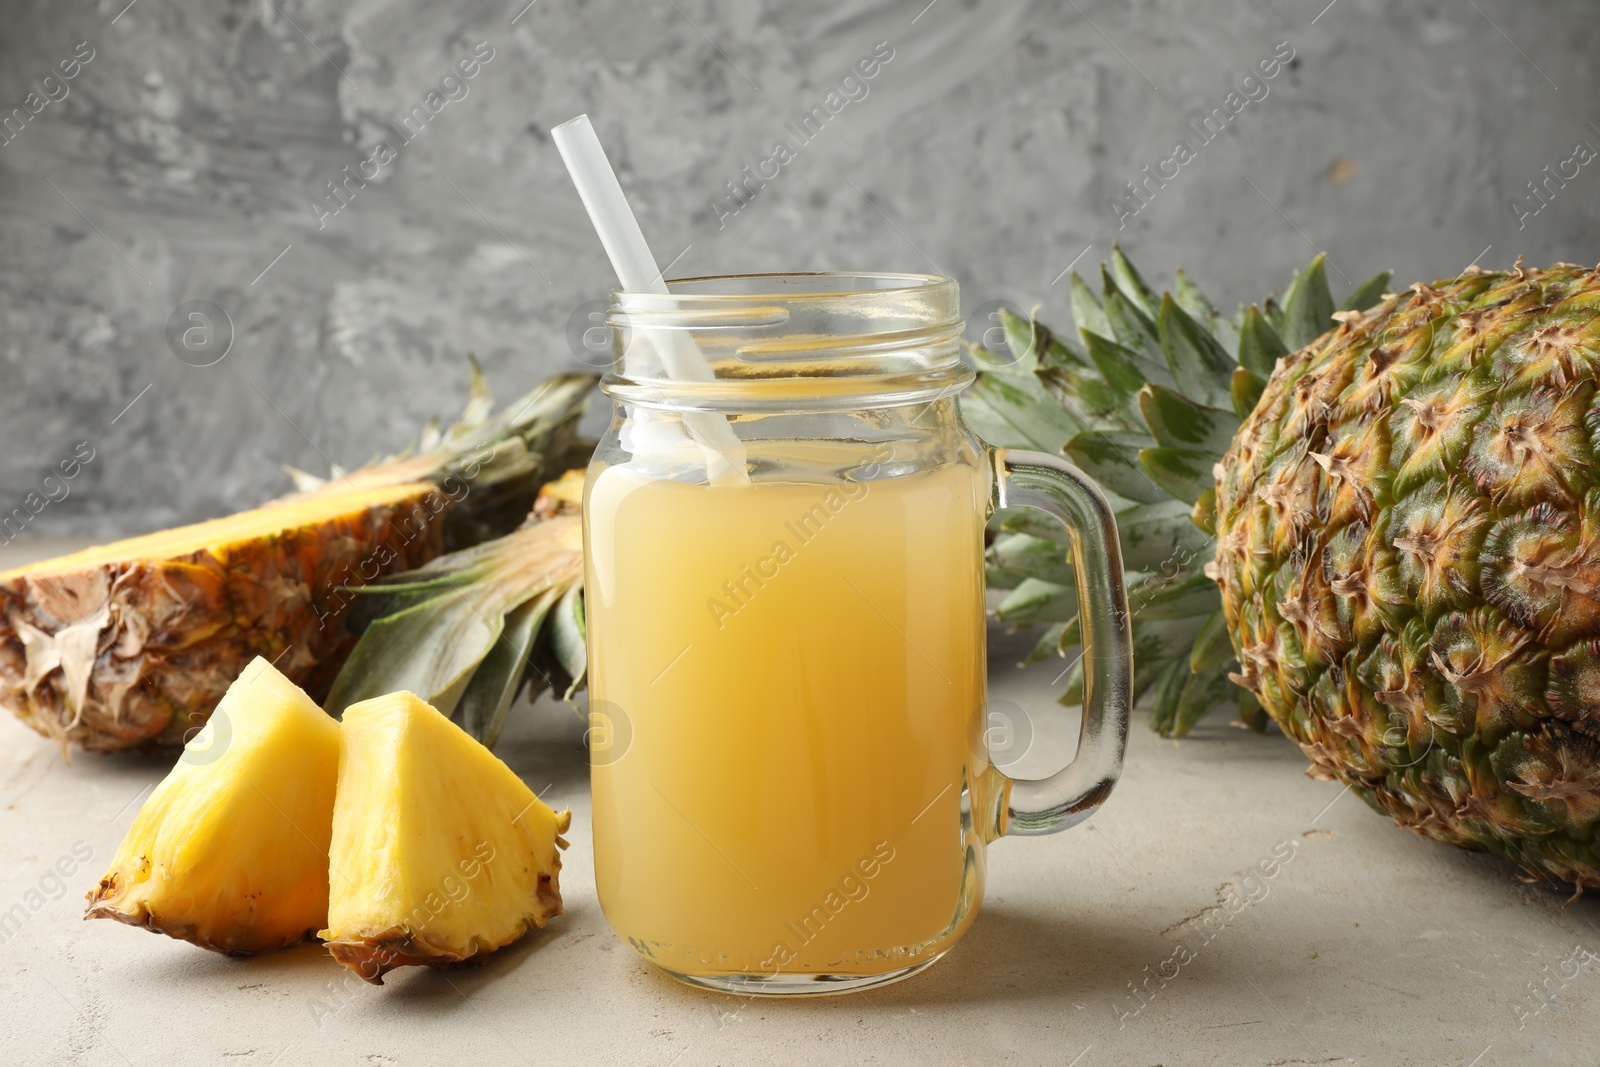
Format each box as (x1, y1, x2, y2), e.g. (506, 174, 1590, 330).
(583, 272, 1131, 995)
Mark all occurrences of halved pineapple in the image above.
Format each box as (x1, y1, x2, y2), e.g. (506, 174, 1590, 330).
(322, 691, 569, 983)
(3, 371, 596, 756)
(85, 657, 340, 953)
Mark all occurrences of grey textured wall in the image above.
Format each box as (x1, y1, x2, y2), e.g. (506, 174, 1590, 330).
(5, 0, 1598, 537)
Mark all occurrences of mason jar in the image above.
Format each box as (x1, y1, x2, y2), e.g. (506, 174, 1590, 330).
(582, 272, 1132, 995)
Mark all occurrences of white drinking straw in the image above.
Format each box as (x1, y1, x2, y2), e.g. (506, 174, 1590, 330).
(552, 114, 749, 486)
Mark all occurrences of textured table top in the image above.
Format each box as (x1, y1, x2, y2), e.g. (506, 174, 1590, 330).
(2, 538, 1596, 1067)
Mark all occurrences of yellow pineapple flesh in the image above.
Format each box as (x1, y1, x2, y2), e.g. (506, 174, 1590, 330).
(85, 657, 340, 953)
(321, 691, 569, 983)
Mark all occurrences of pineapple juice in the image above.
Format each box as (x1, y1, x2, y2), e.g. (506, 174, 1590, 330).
(585, 455, 989, 978)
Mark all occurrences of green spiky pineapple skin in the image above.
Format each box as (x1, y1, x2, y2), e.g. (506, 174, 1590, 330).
(1210, 263, 1600, 887)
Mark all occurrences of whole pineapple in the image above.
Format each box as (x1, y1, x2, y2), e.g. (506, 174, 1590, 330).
(1216, 259, 1600, 890)
(974, 250, 1600, 889)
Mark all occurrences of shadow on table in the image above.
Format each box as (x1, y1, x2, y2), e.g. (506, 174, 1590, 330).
(111, 898, 590, 1022)
(619, 904, 1163, 1013)
(876, 906, 1148, 1008)
(374, 907, 589, 1011)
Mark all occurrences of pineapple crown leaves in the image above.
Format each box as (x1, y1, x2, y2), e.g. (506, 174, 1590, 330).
(310, 367, 599, 751)
(324, 509, 587, 750)
(969, 243, 1391, 737)
(282, 360, 598, 500)
(284, 364, 597, 555)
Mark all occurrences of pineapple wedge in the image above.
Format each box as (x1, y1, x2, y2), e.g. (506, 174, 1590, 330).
(322, 691, 569, 983)
(85, 657, 340, 953)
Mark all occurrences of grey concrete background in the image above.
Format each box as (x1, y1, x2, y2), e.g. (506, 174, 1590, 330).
(3, 0, 1598, 536)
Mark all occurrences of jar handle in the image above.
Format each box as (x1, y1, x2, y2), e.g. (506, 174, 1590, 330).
(988, 448, 1133, 837)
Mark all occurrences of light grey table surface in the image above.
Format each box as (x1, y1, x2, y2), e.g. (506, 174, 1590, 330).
(1, 537, 1596, 1067)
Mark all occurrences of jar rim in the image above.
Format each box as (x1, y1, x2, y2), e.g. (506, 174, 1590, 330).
(611, 271, 955, 302)
(599, 367, 974, 412)
(601, 270, 969, 411)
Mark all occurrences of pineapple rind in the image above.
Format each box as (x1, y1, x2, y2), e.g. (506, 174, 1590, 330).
(1210, 263, 1600, 889)
(84, 657, 340, 953)
(322, 691, 569, 984)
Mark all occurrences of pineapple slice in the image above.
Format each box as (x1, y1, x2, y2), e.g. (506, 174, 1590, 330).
(85, 657, 340, 953)
(322, 691, 569, 983)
